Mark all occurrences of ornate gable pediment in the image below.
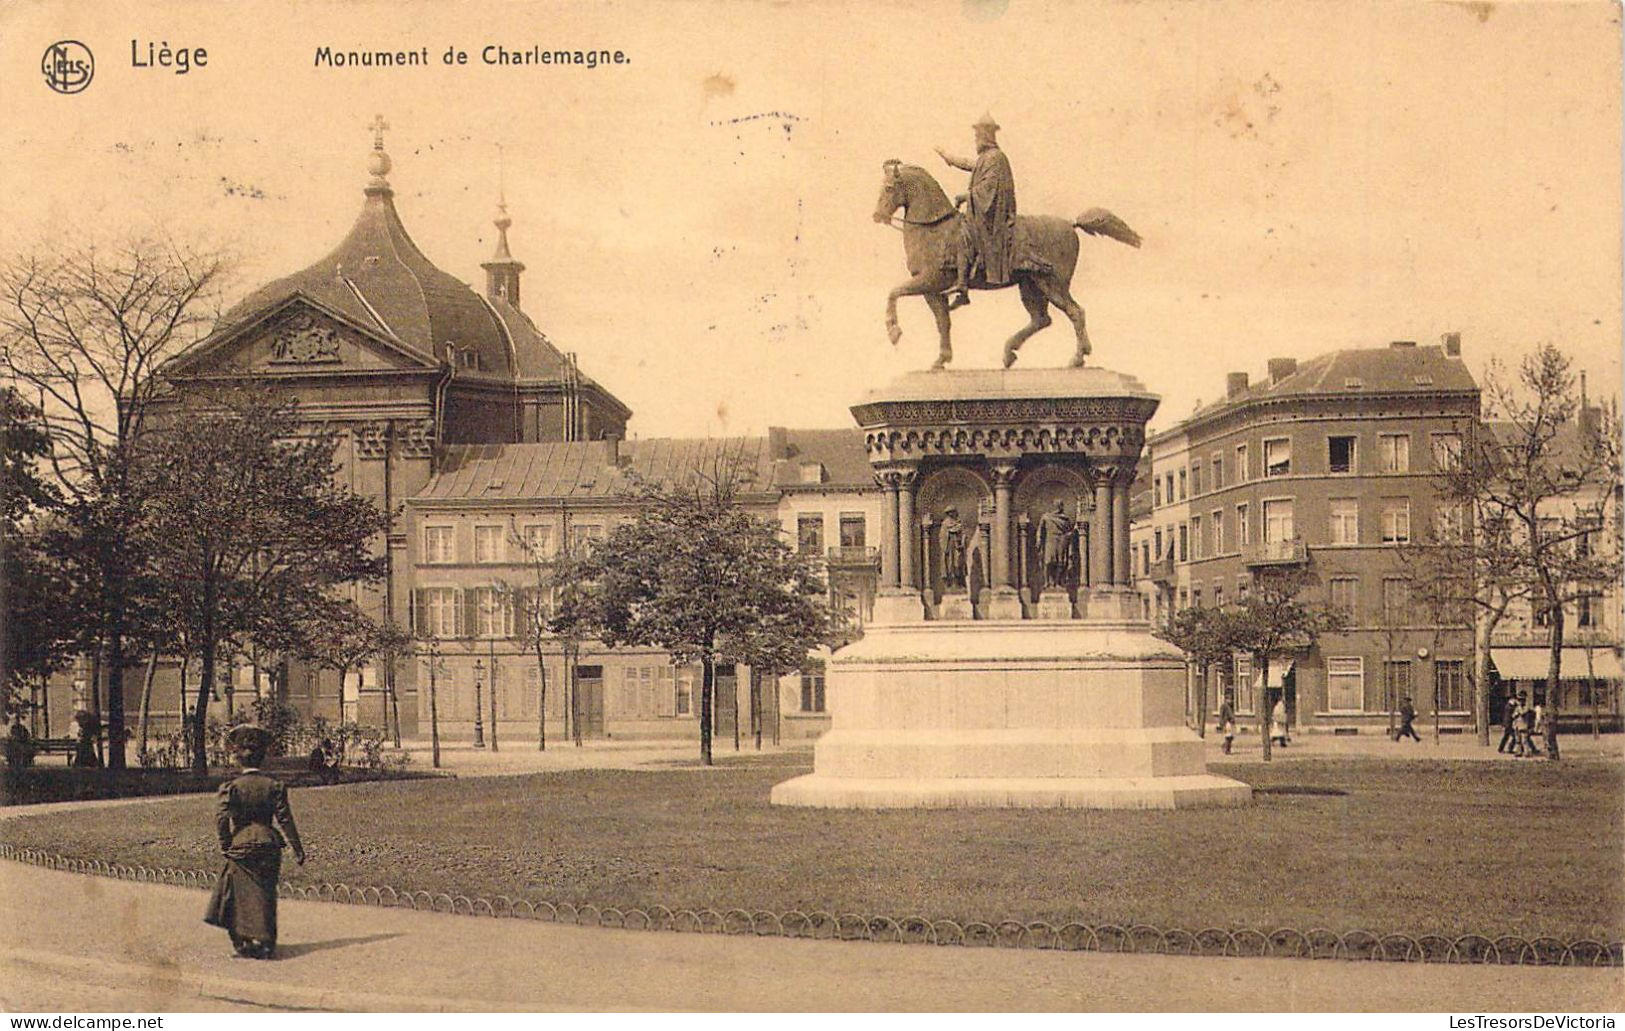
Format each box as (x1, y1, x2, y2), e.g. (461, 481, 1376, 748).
(167, 293, 437, 380)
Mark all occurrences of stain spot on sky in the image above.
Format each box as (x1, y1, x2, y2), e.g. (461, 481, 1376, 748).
(702, 72, 735, 99)
(963, 0, 1008, 22)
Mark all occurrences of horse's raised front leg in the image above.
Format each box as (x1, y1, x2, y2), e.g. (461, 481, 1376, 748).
(1035, 276, 1091, 367)
(1001, 278, 1053, 369)
(923, 291, 953, 368)
(885, 273, 946, 351)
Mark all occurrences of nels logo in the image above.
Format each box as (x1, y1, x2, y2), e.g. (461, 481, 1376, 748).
(42, 40, 94, 94)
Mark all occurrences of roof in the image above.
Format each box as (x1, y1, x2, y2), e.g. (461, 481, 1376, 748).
(212, 157, 613, 398)
(1164, 343, 1479, 440)
(416, 437, 778, 503)
(769, 428, 872, 489)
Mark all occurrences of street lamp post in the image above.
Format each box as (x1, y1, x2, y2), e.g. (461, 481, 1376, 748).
(472, 659, 486, 748)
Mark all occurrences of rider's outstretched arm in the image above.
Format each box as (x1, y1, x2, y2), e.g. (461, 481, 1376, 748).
(936, 147, 973, 171)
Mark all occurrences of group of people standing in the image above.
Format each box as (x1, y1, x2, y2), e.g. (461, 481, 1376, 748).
(1496, 692, 1551, 758)
(1212, 695, 1289, 754)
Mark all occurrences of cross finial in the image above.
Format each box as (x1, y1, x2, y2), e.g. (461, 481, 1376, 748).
(369, 114, 389, 151)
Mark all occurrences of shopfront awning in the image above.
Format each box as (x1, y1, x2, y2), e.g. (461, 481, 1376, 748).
(1491, 647, 1624, 681)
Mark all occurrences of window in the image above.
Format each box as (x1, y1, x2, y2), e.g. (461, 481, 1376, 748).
(1328, 498, 1359, 545)
(1212, 455, 1224, 491)
(1436, 660, 1468, 711)
(424, 525, 455, 564)
(1141, 541, 1150, 575)
(839, 513, 866, 549)
(798, 463, 826, 484)
(1382, 577, 1411, 624)
(1328, 435, 1356, 474)
(1384, 660, 1413, 711)
(1154, 478, 1162, 507)
(1153, 528, 1164, 561)
(473, 525, 504, 564)
(1178, 468, 1187, 500)
(519, 523, 552, 558)
(1236, 574, 1250, 599)
(1178, 587, 1188, 609)
(1212, 510, 1224, 553)
(1164, 473, 1175, 505)
(1178, 522, 1189, 562)
(1191, 463, 1202, 495)
(569, 524, 604, 556)
(1192, 588, 1202, 609)
(1235, 444, 1249, 483)
(1578, 594, 1598, 628)
(1329, 577, 1358, 621)
(674, 666, 695, 716)
(800, 662, 826, 713)
(1234, 654, 1255, 713)
(474, 587, 512, 638)
(1434, 503, 1467, 543)
(1431, 432, 1463, 471)
(1235, 504, 1249, 546)
(1381, 498, 1411, 543)
(422, 587, 459, 638)
(1326, 657, 1364, 713)
(1264, 437, 1291, 477)
(797, 514, 824, 555)
(1378, 433, 1410, 473)
(1213, 581, 1225, 609)
(1262, 498, 1295, 542)
(1191, 515, 1203, 560)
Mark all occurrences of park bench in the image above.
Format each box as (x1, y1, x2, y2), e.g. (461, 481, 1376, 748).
(31, 737, 77, 757)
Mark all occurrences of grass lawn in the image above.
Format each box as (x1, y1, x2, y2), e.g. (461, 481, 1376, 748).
(5, 755, 1621, 942)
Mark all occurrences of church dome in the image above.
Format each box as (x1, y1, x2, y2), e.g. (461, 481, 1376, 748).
(222, 143, 567, 384)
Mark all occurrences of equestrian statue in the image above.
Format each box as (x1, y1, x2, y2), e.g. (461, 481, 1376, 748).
(873, 115, 1142, 369)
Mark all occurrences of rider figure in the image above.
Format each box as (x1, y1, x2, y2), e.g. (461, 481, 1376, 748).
(937, 114, 1017, 311)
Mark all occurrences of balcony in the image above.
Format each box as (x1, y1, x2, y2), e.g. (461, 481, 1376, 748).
(1242, 536, 1308, 567)
(1148, 552, 1176, 585)
(826, 545, 879, 567)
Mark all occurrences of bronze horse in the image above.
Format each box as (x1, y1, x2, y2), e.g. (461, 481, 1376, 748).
(873, 161, 1141, 369)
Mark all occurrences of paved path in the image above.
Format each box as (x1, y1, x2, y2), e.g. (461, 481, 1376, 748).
(0, 851, 1620, 1012)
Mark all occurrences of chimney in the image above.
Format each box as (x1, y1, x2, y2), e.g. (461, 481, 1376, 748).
(601, 433, 621, 467)
(1390, 340, 1417, 349)
(1226, 372, 1250, 399)
(768, 426, 789, 460)
(1579, 373, 1600, 440)
(1442, 331, 1461, 357)
(1267, 358, 1298, 382)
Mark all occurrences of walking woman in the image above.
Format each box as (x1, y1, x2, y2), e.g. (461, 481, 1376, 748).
(204, 725, 306, 959)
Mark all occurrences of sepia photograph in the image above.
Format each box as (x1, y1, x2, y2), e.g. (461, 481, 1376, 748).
(0, 0, 1621, 1016)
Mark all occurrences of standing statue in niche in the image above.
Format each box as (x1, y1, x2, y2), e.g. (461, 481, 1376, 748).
(1037, 499, 1079, 589)
(940, 507, 968, 590)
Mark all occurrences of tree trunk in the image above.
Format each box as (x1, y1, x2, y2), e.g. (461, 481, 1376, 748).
(1195, 662, 1209, 739)
(1473, 612, 1495, 747)
(1258, 655, 1271, 762)
(699, 653, 714, 766)
(428, 656, 441, 769)
(570, 648, 582, 748)
(1545, 604, 1563, 761)
(136, 651, 159, 763)
(488, 642, 499, 753)
(104, 594, 128, 770)
(541, 648, 551, 750)
(1587, 646, 1599, 738)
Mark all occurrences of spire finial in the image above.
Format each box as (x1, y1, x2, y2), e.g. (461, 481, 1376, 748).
(365, 114, 393, 189)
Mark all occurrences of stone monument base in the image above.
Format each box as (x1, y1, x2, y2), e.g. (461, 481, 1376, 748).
(770, 620, 1252, 810)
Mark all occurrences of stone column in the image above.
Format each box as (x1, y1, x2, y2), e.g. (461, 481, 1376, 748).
(878, 470, 900, 588)
(897, 466, 918, 589)
(1112, 475, 1132, 587)
(1091, 470, 1114, 589)
(986, 463, 1023, 619)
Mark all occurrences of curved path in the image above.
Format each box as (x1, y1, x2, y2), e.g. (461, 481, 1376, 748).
(3, 784, 1622, 1011)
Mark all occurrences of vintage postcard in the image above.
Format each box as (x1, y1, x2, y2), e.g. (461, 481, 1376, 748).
(0, 0, 1620, 1017)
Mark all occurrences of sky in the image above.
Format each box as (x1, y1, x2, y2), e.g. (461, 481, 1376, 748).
(2, 0, 1619, 439)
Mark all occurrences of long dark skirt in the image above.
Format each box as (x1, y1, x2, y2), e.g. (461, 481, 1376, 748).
(204, 845, 282, 945)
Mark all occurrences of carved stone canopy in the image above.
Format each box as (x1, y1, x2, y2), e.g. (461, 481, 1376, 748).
(853, 367, 1158, 467)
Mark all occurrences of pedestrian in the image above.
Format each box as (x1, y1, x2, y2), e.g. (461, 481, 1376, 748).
(1270, 697, 1289, 748)
(1396, 695, 1421, 742)
(1497, 693, 1520, 754)
(1216, 694, 1236, 755)
(1532, 697, 1550, 757)
(204, 724, 306, 959)
(1519, 693, 1540, 757)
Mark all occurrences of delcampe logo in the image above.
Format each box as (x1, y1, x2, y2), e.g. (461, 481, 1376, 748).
(41, 40, 94, 94)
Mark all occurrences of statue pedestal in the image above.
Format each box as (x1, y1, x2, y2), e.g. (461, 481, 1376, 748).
(770, 619, 1252, 809)
(1035, 588, 1076, 621)
(772, 365, 1251, 810)
(938, 590, 975, 621)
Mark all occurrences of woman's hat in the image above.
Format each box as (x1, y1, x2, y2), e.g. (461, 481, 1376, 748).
(226, 724, 273, 752)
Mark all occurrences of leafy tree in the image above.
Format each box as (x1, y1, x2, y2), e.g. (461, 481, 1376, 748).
(1456, 346, 1623, 760)
(580, 458, 838, 765)
(1222, 566, 1345, 762)
(502, 524, 596, 750)
(0, 237, 228, 767)
(1155, 604, 1233, 738)
(135, 387, 389, 771)
(297, 598, 410, 727)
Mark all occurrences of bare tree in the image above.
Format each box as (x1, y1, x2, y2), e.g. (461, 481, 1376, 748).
(0, 237, 229, 768)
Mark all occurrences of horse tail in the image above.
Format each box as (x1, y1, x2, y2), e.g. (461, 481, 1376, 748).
(1074, 208, 1142, 248)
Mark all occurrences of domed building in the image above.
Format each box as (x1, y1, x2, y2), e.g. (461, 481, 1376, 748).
(158, 124, 632, 732)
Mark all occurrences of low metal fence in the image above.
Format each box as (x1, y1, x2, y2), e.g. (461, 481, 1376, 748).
(2, 843, 1618, 967)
